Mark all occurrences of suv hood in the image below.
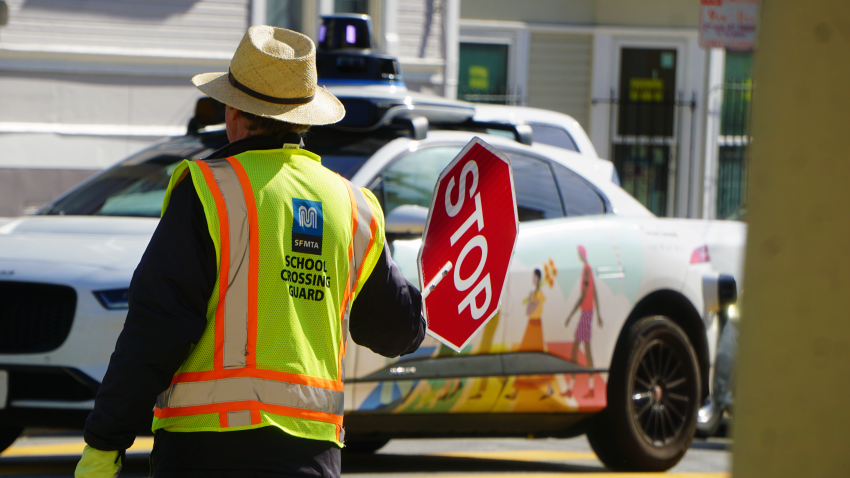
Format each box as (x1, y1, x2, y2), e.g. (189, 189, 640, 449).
(0, 216, 158, 271)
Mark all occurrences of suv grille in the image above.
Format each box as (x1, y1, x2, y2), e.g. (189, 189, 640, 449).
(0, 281, 77, 353)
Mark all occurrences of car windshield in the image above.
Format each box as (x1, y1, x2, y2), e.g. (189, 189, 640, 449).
(40, 127, 394, 218)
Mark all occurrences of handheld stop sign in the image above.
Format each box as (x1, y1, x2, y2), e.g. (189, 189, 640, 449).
(417, 137, 519, 352)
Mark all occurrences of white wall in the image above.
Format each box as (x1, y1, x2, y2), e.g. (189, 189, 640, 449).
(0, 0, 247, 52)
(0, 0, 248, 214)
(527, 32, 592, 130)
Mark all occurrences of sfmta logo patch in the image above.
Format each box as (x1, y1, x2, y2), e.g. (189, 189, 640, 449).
(291, 198, 323, 255)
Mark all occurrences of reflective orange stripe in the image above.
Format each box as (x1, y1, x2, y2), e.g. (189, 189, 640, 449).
(344, 181, 358, 271)
(354, 204, 378, 291)
(171, 368, 344, 392)
(225, 156, 260, 368)
(195, 160, 229, 371)
(155, 400, 344, 426)
(340, 182, 358, 380)
(219, 412, 228, 427)
(251, 409, 262, 425)
(174, 168, 190, 188)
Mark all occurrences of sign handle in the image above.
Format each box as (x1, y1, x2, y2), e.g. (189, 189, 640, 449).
(421, 261, 453, 300)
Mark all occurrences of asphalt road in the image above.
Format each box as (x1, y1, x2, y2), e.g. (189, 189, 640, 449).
(0, 432, 730, 477)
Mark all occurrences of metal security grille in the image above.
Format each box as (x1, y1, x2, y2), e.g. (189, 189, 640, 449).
(0, 281, 77, 353)
(716, 80, 752, 219)
(596, 47, 697, 217)
(593, 90, 696, 217)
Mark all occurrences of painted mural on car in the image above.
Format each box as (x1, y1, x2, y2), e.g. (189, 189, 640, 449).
(349, 216, 644, 415)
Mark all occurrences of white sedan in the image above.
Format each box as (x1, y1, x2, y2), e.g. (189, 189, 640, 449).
(0, 93, 740, 471)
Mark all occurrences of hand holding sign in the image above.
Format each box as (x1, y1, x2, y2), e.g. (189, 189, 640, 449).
(418, 138, 519, 352)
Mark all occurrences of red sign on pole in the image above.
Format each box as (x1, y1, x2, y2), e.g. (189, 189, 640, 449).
(699, 0, 760, 51)
(417, 138, 519, 352)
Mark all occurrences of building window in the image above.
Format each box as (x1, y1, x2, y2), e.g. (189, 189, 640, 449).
(335, 0, 368, 14)
(267, 0, 302, 32)
(458, 43, 510, 104)
(716, 51, 753, 220)
(612, 47, 680, 217)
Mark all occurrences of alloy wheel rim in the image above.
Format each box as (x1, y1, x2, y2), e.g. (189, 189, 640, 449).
(630, 338, 691, 447)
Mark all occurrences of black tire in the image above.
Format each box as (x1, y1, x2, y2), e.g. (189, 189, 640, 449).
(343, 438, 390, 454)
(0, 426, 23, 454)
(587, 316, 701, 471)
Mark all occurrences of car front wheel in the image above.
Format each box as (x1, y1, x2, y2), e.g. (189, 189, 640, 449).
(587, 316, 701, 471)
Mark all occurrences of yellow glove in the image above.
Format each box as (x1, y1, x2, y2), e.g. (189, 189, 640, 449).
(75, 445, 122, 478)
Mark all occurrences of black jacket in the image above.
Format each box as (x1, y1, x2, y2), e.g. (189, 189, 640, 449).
(84, 134, 425, 477)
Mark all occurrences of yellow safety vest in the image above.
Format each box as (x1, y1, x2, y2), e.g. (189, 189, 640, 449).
(151, 147, 384, 446)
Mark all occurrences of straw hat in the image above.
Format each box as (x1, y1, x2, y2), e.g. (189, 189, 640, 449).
(192, 25, 345, 125)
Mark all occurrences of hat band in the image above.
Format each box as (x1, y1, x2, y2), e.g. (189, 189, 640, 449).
(228, 69, 315, 105)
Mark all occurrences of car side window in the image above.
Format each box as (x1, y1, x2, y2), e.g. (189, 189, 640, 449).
(551, 163, 606, 216)
(507, 154, 565, 222)
(529, 124, 578, 152)
(378, 146, 462, 215)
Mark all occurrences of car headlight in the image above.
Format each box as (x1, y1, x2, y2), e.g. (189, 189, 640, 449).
(94, 289, 130, 310)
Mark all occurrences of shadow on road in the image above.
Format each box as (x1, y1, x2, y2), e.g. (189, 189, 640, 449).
(343, 452, 605, 474)
(0, 454, 152, 477)
(690, 440, 732, 452)
(0, 452, 606, 477)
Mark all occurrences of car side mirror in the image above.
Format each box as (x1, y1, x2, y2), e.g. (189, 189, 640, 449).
(385, 204, 428, 237)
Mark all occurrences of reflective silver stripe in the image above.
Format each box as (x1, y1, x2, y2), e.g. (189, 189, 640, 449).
(207, 159, 250, 369)
(340, 244, 354, 382)
(348, 185, 375, 285)
(227, 410, 252, 427)
(160, 376, 344, 416)
(339, 181, 376, 381)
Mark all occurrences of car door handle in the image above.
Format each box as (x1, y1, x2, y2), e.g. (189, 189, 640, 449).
(596, 266, 625, 279)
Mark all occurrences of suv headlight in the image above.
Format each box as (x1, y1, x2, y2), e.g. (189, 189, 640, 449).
(94, 289, 130, 310)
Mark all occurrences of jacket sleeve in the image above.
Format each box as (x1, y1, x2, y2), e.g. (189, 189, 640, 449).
(84, 179, 216, 451)
(349, 242, 426, 358)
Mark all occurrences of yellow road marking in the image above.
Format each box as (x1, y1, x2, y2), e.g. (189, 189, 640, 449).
(0, 437, 154, 457)
(0, 441, 729, 478)
(426, 475, 729, 478)
(433, 450, 598, 461)
(1, 442, 85, 456)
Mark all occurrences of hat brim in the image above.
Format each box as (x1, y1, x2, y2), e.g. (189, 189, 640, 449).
(192, 72, 346, 126)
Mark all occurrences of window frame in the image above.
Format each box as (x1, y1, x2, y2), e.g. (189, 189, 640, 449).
(527, 123, 580, 152)
(501, 152, 566, 221)
(459, 21, 530, 106)
(493, 147, 613, 216)
(370, 142, 465, 214)
(368, 141, 613, 221)
(549, 161, 613, 216)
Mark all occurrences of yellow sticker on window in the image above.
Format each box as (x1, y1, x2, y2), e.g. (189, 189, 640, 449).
(469, 65, 490, 90)
(629, 78, 664, 102)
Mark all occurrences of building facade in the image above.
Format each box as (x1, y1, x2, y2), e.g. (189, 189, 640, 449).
(0, 0, 745, 219)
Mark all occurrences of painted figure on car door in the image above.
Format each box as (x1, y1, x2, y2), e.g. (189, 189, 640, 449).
(505, 260, 557, 400)
(562, 245, 603, 398)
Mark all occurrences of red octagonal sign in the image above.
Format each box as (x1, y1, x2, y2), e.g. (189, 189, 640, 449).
(418, 138, 519, 352)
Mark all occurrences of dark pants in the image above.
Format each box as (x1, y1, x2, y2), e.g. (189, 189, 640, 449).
(150, 427, 341, 478)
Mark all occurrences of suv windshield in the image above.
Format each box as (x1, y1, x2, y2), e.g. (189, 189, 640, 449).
(40, 127, 395, 218)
